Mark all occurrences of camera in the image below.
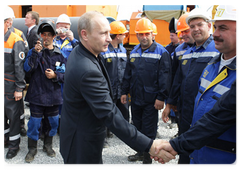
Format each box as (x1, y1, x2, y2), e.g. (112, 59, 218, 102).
(56, 28, 68, 34)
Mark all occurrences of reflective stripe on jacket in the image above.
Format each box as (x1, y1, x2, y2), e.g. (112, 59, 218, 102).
(101, 44, 127, 100)
(171, 42, 193, 83)
(122, 41, 172, 105)
(167, 35, 219, 134)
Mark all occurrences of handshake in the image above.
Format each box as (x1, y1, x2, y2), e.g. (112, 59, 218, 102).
(149, 139, 178, 164)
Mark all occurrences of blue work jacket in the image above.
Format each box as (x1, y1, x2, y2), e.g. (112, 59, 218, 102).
(122, 41, 172, 106)
(24, 47, 67, 106)
(53, 36, 78, 59)
(171, 42, 193, 80)
(167, 35, 219, 134)
(169, 81, 236, 163)
(190, 54, 236, 164)
(101, 43, 127, 100)
(165, 42, 180, 55)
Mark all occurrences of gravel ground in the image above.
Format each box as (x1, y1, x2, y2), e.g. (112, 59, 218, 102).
(4, 103, 178, 164)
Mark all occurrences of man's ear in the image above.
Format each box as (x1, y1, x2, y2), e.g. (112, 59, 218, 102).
(81, 29, 88, 41)
(207, 22, 212, 31)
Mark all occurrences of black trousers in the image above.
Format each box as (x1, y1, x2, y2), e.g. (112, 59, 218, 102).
(4, 94, 22, 149)
(131, 102, 158, 139)
(20, 99, 25, 128)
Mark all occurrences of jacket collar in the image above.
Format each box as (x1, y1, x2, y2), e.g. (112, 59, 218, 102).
(42, 45, 62, 55)
(78, 41, 99, 64)
(136, 40, 157, 52)
(193, 35, 213, 49)
(209, 53, 236, 70)
(108, 43, 123, 52)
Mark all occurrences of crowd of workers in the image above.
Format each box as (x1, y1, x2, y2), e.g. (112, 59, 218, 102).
(4, 5, 236, 164)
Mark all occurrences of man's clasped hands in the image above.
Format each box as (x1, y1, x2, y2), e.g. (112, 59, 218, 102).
(149, 139, 178, 164)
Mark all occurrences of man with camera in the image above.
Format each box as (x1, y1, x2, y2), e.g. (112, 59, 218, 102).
(54, 14, 78, 58)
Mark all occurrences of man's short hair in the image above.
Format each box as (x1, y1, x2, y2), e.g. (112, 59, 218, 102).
(77, 11, 104, 40)
(110, 34, 117, 40)
(27, 11, 39, 25)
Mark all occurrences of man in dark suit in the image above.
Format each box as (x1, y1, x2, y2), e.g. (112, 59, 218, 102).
(25, 11, 40, 50)
(25, 11, 40, 84)
(59, 11, 172, 164)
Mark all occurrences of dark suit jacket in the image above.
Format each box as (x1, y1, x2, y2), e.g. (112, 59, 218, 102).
(26, 25, 39, 50)
(60, 42, 153, 164)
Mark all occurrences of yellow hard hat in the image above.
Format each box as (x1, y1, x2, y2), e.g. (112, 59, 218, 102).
(110, 21, 128, 34)
(135, 18, 153, 33)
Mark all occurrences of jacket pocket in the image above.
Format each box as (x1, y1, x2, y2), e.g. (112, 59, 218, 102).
(144, 58, 158, 71)
(194, 57, 212, 74)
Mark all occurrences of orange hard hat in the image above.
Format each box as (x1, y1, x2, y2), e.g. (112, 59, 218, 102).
(110, 21, 128, 34)
(152, 23, 158, 35)
(177, 12, 190, 32)
(135, 18, 153, 33)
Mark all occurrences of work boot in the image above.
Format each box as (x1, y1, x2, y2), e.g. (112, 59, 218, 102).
(25, 138, 37, 163)
(143, 152, 152, 164)
(20, 127, 27, 136)
(106, 128, 113, 138)
(43, 136, 55, 157)
(6, 148, 20, 159)
(128, 152, 143, 162)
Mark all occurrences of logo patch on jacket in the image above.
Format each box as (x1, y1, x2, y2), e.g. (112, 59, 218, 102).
(203, 70, 209, 78)
(107, 58, 112, 63)
(19, 52, 25, 60)
(182, 59, 188, 65)
(130, 58, 135, 62)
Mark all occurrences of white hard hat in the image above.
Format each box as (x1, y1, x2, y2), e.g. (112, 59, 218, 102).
(210, 5, 236, 22)
(56, 14, 71, 25)
(4, 6, 15, 20)
(186, 8, 211, 25)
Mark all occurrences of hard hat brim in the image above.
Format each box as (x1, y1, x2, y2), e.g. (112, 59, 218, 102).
(135, 30, 153, 34)
(209, 18, 236, 22)
(110, 30, 129, 34)
(186, 14, 210, 25)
